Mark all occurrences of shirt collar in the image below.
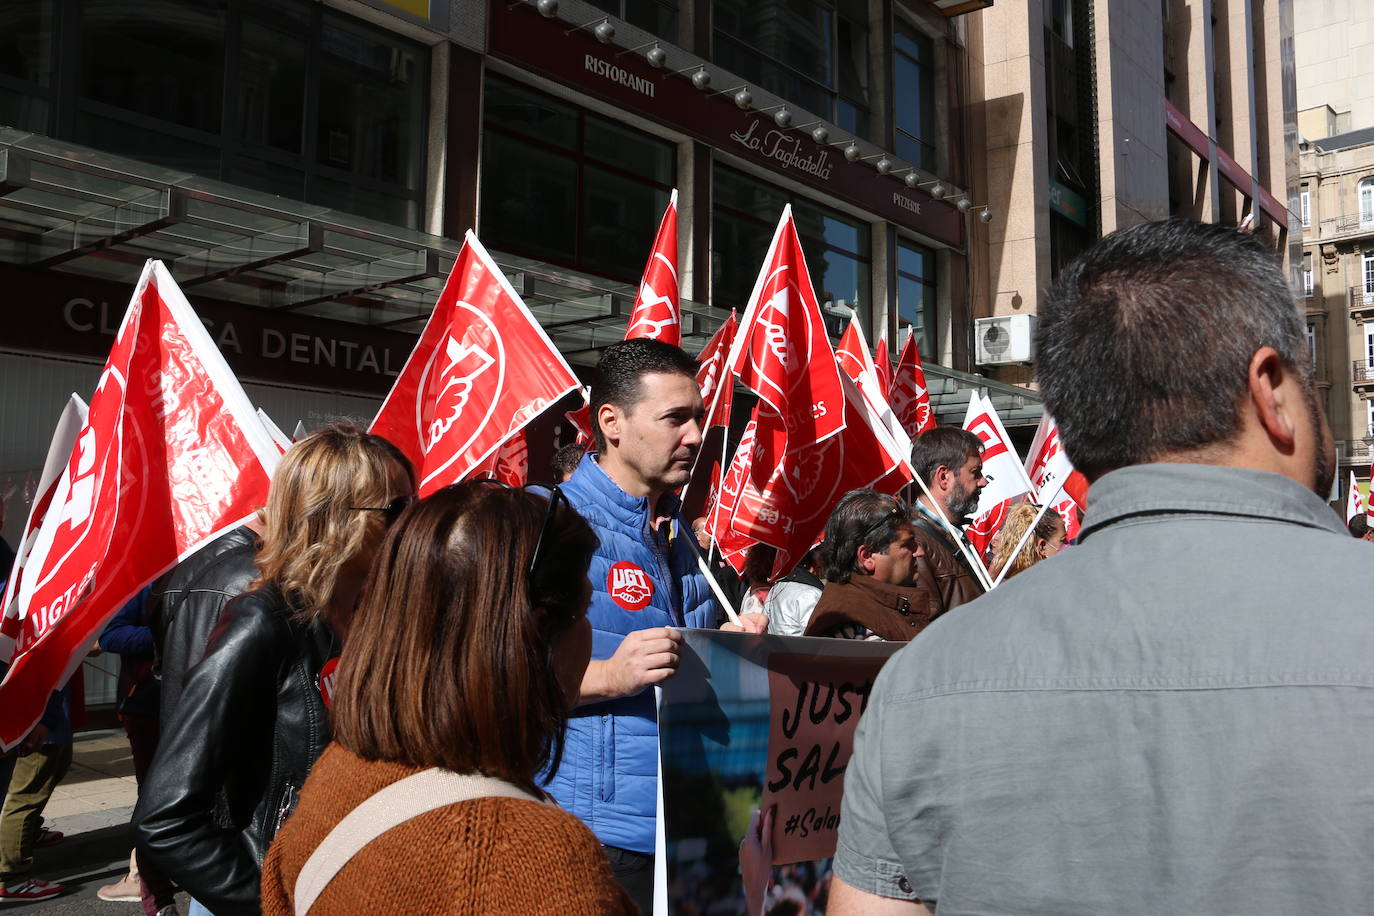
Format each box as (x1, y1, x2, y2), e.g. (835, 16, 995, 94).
(1080, 463, 1346, 541)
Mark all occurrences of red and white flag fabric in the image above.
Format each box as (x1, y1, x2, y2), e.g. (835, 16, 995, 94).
(890, 328, 937, 439)
(836, 316, 911, 459)
(713, 207, 908, 576)
(874, 332, 893, 400)
(1024, 411, 1089, 509)
(623, 189, 680, 346)
(371, 231, 580, 497)
(962, 391, 1034, 557)
(257, 409, 292, 454)
(472, 427, 529, 487)
(1347, 472, 1365, 523)
(696, 310, 737, 432)
(0, 260, 279, 751)
(1367, 459, 1374, 518)
(0, 395, 87, 666)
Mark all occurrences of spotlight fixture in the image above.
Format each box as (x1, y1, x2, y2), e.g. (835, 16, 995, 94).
(978, 206, 993, 223)
(843, 143, 861, 162)
(903, 171, 920, 189)
(774, 108, 792, 127)
(811, 126, 829, 144)
(535, 0, 559, 16)
(873, 157, 892, 174)
(733, 87, 753, 110)
(646, 45, 667, 68)
(919, 180, 945, 199)
(594, 19, 616, 43)
(691, 68, 712, 90)
(956, 197, 972, 211)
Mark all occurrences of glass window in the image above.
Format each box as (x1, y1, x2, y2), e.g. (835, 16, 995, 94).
(896, 239, 935, 357)
(82, 0, 227, 134)
(0, 0, 57, 133)
(480, 75, 676, 283)
(893, 22, 934, 170)
(711, 163, 871, 332)
(62, 0, 428, 228)
(1300, 187, 1310, 227)
(1361, 178, 1374, 227)
(713, 0, 869, 139)
(587, 0, 678, 37)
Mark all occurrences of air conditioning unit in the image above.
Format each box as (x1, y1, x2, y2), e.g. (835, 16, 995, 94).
(974, 315, 1036, 366)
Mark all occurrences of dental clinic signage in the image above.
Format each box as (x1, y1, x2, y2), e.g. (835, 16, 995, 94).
(489, 3, 963, 250)
(1, 263, 415, 395)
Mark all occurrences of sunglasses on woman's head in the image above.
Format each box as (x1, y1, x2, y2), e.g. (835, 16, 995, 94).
(348, 493, 416, 526)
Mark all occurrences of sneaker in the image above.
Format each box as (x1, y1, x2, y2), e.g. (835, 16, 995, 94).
(96, 873, 141, 903)
(0, 879, 65, 902)
(34, 826, 64, 848)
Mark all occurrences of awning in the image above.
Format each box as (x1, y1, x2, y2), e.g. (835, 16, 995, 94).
(0, 127, 1041, 422)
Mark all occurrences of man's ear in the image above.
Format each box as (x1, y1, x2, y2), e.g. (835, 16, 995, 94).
(933, 464, 953, 492)
(855, 544, 877, 574)
(597, 403, 621, 447)
(1247, 346, 1298, 453)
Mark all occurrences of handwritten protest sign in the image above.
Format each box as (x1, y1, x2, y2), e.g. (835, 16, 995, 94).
(658, 630, 899, 914)
(764, 653, 885, 863)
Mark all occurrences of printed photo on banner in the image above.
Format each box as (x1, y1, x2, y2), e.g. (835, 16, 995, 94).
(657, 630, 900, 915)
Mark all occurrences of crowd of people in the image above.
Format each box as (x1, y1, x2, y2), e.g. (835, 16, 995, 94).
(0, 217, 1369, 916)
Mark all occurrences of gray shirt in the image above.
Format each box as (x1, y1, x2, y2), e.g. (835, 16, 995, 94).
(836, 463, 1374, 915)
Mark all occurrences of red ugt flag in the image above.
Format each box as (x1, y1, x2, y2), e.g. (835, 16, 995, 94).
(1, 261, 278, 751)
(696, 310, 738, 432)
(472, 427, 529, 487)
(623, 189, 681, 346)
(1024, 411, 1089, 509)
(874, 332, 893, 400)
(371, 232, 580, 496)
(890, 328, 936, 438)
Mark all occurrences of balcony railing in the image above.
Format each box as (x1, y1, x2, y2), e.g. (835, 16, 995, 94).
(1319, 214, 1374, 241)
(1352, 360, 1374, 384)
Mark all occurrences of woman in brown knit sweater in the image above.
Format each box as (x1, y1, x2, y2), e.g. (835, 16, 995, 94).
(261, 482, 636, 915)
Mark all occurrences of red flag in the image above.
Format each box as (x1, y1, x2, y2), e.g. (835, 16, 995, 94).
(472, 428, 529, 487)
(890, 328, 936, 438)
(563, 390, 594, 448)
(1053, 496, 1082, 542)
(966, 497, 1013, 558)
(705, 418, 760, 574)
(371, 232, 580, 496)
(1, 395, 87, 664)
(835, 317, 911, 458)
(1024, 411, 1089, 509)
(874, 332, 893, 400)
(623, 189, 680, 346)
(696, 311, 738, 432)
(1, 261, 278, 751)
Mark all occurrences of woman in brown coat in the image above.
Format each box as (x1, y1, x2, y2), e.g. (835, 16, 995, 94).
(261, 482, 635, 915)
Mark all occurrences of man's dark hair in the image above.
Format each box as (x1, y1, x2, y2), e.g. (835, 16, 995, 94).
(590, 339, 699, 452)
(821, 489, 908, 584)
(550, 442, 588, 483)
(1037, 219, 1309, 480)
(911, 427, 983, 486)
(1349, 515, 1369, 538)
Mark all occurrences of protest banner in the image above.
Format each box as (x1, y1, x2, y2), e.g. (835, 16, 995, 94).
(370, 231, 580, 495)
(1, 260, 279, 750)
(657, 629, 900, 914)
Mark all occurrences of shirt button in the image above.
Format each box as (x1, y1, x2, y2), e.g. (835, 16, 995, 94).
(898, 876, 914, 895)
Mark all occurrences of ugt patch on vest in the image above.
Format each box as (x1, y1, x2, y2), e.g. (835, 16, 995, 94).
(608, 561, 654, 611)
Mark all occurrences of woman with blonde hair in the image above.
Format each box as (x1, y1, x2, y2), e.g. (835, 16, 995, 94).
(989, 502, 1067, 581)
(260, 481, 635, 915)
(135, 424, 414, 916)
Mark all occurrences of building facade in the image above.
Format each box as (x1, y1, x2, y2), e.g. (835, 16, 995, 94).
(1293, 0, 1374, 497)
(970, 0, 1296, 390)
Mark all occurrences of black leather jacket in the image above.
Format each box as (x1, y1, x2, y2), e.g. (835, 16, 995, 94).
(134, 585, 338, 916)
(151, 525, 259, 728)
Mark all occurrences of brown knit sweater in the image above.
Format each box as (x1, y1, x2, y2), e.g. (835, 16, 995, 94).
(261, 744, 637, 915)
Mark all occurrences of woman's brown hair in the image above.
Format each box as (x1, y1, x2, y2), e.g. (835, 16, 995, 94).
(989, 503, 1064, 581)
(330, 482, 598, 789)
(251, 423, 414, 624)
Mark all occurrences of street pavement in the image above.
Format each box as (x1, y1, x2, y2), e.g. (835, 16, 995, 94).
(8, 729, 192, 915)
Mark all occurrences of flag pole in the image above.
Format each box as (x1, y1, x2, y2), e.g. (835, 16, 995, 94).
(681, 530, 743, 626)
(989, 500, 1053, 588)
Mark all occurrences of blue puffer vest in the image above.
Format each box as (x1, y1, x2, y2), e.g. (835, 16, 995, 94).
(543, 453, 718, 853)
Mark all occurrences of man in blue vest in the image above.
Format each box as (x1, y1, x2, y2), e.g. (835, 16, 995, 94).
(547, 338, 766, 912)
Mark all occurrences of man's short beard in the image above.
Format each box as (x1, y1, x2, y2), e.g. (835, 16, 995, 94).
(947, 485, 981, 525)
(1307, 384, 1336, 500)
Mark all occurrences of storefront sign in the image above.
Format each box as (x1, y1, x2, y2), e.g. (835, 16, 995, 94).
(1, 264, 416, 395)
(490, 5, 963, 249)
(1048, 178, 1087, 227)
